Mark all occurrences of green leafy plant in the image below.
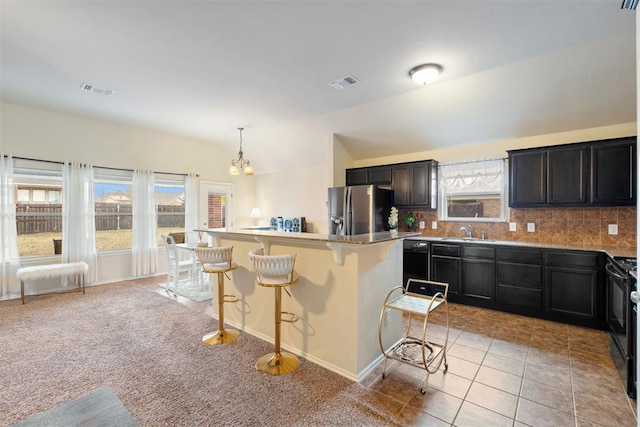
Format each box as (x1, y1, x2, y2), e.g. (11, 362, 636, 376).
(405, 211, 417, 228)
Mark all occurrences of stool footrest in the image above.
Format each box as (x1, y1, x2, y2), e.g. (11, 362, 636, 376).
(281, 311, 298, 323)
(223, 294, 239, 303)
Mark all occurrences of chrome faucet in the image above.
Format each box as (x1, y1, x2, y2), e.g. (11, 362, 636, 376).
(460, 226, 473, 238)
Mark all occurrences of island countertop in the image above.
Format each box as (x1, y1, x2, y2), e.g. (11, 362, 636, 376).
(196, 228, 420, 245)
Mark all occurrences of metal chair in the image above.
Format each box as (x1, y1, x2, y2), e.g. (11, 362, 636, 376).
(248, 247, 300, 375)
(195, 246, 240, 345)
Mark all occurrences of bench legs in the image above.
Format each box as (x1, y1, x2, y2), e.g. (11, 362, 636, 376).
(21, 273, 86, 305)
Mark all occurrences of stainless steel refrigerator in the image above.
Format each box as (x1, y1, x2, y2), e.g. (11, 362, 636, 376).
(327, 185, 393, 235)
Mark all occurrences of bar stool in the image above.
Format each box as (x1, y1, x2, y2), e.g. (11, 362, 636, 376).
(248, 248, 300, 375)
(195, 246, 240, 346)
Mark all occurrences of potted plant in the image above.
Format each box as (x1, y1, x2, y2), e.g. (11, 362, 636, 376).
(405, 211, 418, 231)
(388, 207, 398, 231)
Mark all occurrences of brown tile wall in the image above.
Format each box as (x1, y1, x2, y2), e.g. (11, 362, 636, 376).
(399, 206, 636, 249)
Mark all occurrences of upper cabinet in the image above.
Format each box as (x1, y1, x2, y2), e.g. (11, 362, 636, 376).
(508, 137, 636, 207)
(345, 165, 392, 186)
(345, 160, 438, 209)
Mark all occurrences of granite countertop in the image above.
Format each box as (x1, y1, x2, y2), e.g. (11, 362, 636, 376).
(196, 228, 422, 245)
(405, 236, 637, 259)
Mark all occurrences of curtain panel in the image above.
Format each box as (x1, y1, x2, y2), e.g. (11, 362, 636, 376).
(132, 169, 158, 276)
(62, 162, 98, 283)
(184, 173, 198, 233)
(0, 155, 20, 296)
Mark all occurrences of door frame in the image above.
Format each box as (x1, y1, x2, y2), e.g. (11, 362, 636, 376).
(199, 181, 234, 229)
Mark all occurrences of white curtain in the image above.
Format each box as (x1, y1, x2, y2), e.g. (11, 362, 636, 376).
(184, 173, 198, 233)
(0, 155, 20, 296)
(62, 162, 98, 283)
(132, 169, 158, 276)
(440, 159, 505, 195)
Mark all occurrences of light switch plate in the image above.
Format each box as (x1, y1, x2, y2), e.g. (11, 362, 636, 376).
(419, 221, 425, 229)
(608, 224, 618, 235)
(527, 223, 535, 232)
(509, 222, 516, 232)
(431, 221, 438, 230)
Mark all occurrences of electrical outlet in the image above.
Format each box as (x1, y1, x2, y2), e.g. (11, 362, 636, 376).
(608, 224, 619, 235)
(419, 220, 425, 229)
(509, 222, 516, 232)
(431, 221, 438, 230)
(527, 223, 535, 232)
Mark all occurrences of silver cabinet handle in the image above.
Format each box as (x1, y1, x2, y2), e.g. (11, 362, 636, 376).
(630, 291, 640, 304)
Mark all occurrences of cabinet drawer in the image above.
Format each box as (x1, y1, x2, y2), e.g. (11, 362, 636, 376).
(462, 246, 495, 259)
(497, 262, 542, 289)
(544, 251, 599, 269)
(497, 248, 542, 265)
(497, 285, 542, 311)
(431, 244, 460, 257)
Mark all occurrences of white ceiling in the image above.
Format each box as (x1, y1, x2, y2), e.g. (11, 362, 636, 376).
(1, 1, 636, 174)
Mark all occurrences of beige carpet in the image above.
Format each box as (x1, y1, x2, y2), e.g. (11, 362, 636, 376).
(1, 280, 401, 426)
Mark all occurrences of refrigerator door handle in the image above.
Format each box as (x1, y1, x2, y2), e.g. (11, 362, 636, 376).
(345, 186, 352, 235)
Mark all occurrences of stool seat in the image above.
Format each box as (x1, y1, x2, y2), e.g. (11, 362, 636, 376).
(195, 246, 240, 346)
(249, 248, 300, 375)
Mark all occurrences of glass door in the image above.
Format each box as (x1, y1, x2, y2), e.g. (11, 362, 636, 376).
(199, 181, 233, 230)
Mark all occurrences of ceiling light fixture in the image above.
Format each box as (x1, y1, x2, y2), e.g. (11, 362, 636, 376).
(409, 63, 443, 86)
(229, 127, 254, 176)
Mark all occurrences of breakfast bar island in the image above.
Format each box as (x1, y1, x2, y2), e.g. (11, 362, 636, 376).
(196, 228, 418, 381)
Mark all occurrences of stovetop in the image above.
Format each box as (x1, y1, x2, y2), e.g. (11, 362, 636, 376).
(614, 256, 637, 273)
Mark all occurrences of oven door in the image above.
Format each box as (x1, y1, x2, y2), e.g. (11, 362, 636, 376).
(607, 260, 629, 356)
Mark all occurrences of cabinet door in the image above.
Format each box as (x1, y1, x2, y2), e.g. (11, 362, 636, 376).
(368, 166, 392, 185)
(410, 162, 431, 205)
(346, 169, 367, 186)
(431, 255, 461, 296)
(392, 165, 410, 206)
(545, 266, 598, 319)
(509, 151, 547, 206)
(548, 146, 588, 204)
(462, 258, 495, 301)
(591, 139, 636, 205)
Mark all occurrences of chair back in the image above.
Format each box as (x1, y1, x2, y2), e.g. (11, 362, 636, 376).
(248, 248, 297, 285)
(161, 234, 179, 269)
(195, 246, 234, 270)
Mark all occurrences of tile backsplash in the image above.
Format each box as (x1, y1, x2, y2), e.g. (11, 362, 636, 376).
(400, 206, 636, 249)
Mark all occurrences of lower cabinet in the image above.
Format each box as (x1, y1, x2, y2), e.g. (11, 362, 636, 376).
(424, 241, 605, 329)
(461, 246, 495, 302)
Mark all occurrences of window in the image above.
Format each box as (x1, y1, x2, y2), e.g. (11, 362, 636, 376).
(94, 168, 133, 252)
(155, 174, 185, 246)
(439, 159, 507, 222)
(13, 159, 63, 257)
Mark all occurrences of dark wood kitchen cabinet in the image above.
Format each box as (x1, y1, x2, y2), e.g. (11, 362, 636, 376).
(508, 136, 636, 207)
(430, 243, 461, 297)
(392, 160, 437, 209)
(345, 165, 392, 186)
(496, 247, 543, 312)
(591, 138, 636, 205)
(544, 250, 603, 328)
(461, 245, 495, 304)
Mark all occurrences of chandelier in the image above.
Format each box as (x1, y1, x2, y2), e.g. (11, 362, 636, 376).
(229, 127, 253, 176)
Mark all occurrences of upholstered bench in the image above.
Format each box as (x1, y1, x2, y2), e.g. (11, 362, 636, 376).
(16, 262, 89, 304)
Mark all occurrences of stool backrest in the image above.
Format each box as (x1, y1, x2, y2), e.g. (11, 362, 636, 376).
(248, 248, 297, 283)
(195, 246, 234, 268)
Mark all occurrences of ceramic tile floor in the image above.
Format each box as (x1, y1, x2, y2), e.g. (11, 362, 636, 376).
(152, 281, 637, 427)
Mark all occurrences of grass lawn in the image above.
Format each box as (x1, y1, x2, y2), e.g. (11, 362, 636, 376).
(17, 227, 183, 257)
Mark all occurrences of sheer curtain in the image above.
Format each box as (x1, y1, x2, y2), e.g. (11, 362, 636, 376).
(62, 162, 98, 284)
(440, 159, 505, 195)
(0, 155, 20, 297)
(132, 169, 158, 276)
(184, 173, 198, 233)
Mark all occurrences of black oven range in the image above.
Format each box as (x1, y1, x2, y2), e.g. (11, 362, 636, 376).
(606, 256, 636, 399)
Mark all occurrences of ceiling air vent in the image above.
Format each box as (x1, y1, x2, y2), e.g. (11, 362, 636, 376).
(81, 82, 115, 96)
(328, 75, 360, 90)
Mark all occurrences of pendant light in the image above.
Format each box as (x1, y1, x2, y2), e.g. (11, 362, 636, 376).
(229, 127, 254, 176)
